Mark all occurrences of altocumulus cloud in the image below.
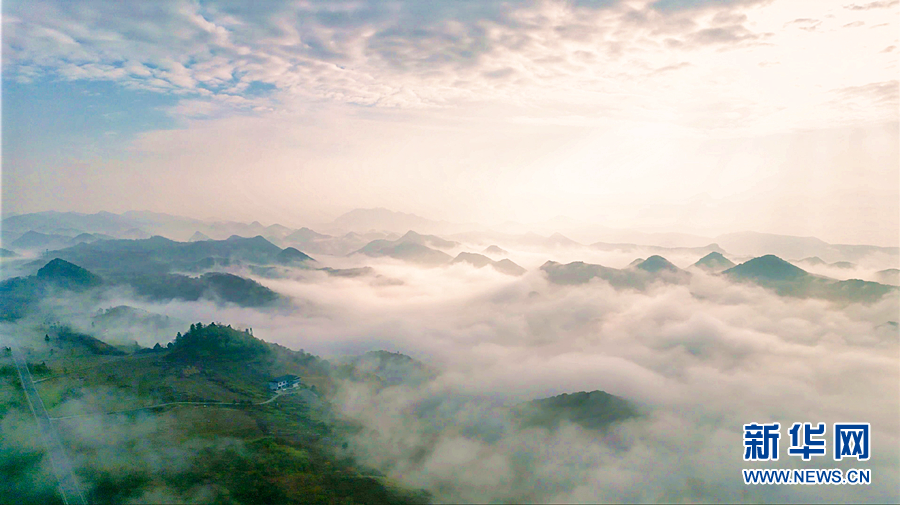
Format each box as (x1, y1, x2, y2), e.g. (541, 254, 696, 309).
(5, 0, 894, 130)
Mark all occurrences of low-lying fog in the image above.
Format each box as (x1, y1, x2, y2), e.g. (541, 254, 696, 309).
(11, 241, 900, 502)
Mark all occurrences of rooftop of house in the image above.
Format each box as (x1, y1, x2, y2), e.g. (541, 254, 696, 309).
(269, 374, 300, 384)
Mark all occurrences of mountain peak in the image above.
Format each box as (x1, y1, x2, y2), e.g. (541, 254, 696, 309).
(189, 231, 211, 242)
(693, 252, 735, 272)
(276, 247, 314, 265)
(636, 255, 679, 273)
(36, 258, 102, 290)
(724, 254, 808, 281)
(285, 227, 330, 242)
(482, 245, 508, 256)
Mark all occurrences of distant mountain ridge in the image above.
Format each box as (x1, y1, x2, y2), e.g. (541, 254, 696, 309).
(452, 253, 526, 276)
(355, 240, 452, 266)
(875, 268, 899, 286)
(31, 235, 312, 276)
(713, 231, 897, 263)
(2, 210, 295, 245)
(541, 253, 897, 304)
(722, 255, 897, 303)
(353, 231, 457, 266)
(541, 256, 691, 290)
(3, 210, 897, 266)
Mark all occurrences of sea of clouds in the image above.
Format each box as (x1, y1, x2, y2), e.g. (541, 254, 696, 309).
(5, 243, 898, 503)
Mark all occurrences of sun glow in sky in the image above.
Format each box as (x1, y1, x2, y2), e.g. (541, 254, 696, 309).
(2, 0, 898, 245)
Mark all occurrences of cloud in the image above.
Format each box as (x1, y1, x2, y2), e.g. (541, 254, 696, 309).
(650, 0, 773, 12)
(5, 239, 899, 502)
(832, 80, 900, 108)
(686, 24, 767, 44)
(287, 257, 899, 502)
(0, 0, 831, 124)
(843, 0, 900, 10)
(4, 0, 897, 141)
(785, 18, 823, 31)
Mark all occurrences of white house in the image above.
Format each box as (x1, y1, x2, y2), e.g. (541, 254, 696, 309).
(268, 374, 301, 391)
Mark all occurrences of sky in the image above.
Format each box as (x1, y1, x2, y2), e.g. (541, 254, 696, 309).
(2, 0, 899, 246)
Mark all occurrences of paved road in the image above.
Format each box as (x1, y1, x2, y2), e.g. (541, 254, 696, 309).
(9, 345, 87, 505)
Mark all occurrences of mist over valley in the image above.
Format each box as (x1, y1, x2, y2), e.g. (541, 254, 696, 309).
(1, 209, 897, 503)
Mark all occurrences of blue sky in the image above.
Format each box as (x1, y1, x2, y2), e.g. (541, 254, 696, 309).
(4, 78, 178, 162)
(2, 0, 898, 244)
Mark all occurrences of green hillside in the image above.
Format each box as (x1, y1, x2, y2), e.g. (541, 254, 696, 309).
(723, 254, 808, 281)
(723, 255, 897, 303)
(635, 255, 679, 273)
(337, 350, 437, 387)
(692, 252, 735, 272)
(36, 258, 103, 290)
(3, 323, 428, 504)
(513, 390, 640, 431)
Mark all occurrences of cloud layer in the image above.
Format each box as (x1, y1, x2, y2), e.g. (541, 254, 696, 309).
(5, 0, 897, 129)
(14, 244, 895, 502)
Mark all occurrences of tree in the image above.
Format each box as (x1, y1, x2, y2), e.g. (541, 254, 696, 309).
(44, 334, 50, 343)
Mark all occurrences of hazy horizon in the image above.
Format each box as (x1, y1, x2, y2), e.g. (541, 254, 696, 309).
(3, 0, 899, 247)
(4, 206, 900, 250)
